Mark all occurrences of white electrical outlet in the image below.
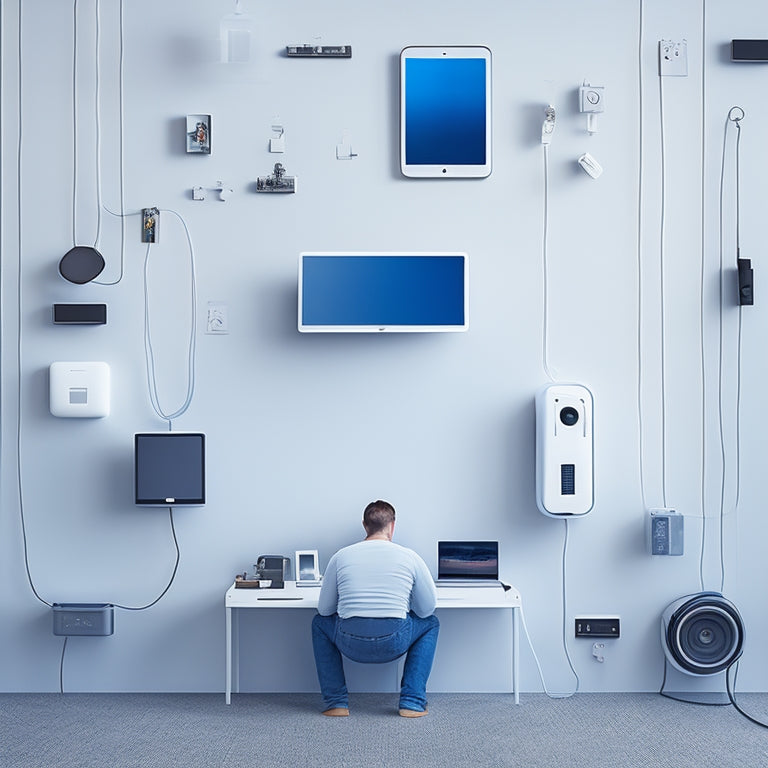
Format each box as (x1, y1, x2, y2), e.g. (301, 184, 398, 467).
(659, 39, 688, 76)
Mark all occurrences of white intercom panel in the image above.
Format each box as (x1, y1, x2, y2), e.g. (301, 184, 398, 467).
(49, 362, 110, 418)
(535, 383, 594, 517)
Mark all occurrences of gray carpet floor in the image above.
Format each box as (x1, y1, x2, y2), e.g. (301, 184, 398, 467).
(1, 692, 767, 768)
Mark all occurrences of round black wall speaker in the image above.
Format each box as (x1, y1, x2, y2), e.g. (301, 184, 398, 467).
(59, 246, 105, 284)
(661, 592, 744, 676)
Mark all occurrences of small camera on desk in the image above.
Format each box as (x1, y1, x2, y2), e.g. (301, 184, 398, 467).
(255, 555, 291, 588)
(234, 555, 291, 589)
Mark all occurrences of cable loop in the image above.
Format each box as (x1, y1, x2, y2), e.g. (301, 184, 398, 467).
(728, 106, 745, 123)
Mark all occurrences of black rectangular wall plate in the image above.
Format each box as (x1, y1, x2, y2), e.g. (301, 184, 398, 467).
(575, 617, 621, 638)
(53, 303, 107, 324)
(732, 39, 768, 61)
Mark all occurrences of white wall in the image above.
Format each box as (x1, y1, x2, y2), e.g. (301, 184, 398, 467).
(2, 0, 768, 695)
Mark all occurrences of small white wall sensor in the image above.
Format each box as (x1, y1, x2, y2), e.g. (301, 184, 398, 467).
(535, 383, 594, 517)
(578, 153, 603, 179)
(49, 362, 110, 418)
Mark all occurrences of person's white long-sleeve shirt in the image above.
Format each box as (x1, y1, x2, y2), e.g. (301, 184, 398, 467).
(317, 540, 437, 620)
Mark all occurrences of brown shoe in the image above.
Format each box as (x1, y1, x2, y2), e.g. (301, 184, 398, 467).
(398, 708, 428, 718)
(322, 707, 350, 717)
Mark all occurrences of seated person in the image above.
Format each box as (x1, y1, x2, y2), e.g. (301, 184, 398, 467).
(311, 500, 439, 718)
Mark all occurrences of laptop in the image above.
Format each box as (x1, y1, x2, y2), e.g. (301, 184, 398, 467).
(435, 541, 501, 587)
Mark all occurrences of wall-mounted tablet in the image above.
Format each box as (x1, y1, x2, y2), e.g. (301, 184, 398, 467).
(400, 46, 492, 178)
(298, 252, 468, 332)
(135, 433, 205, 506)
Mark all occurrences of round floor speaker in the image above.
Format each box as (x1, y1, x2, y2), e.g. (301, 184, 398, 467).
(661, 592, 744, 676)
(59, 246, 105, 284)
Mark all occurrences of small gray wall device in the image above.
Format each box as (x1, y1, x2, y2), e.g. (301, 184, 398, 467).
(52, 604, 114, 636)
(535, 383, 594, 517)
(648, 508, 684, 555)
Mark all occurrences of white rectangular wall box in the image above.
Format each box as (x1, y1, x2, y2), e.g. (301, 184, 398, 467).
(535, 383, 594, 517)
(49, 362, 110, 418)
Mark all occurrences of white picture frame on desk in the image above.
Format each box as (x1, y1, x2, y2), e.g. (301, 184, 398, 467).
(295, 550, 320, 585)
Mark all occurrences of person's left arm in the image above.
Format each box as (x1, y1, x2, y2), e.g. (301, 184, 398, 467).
(316, 553, 339, 616)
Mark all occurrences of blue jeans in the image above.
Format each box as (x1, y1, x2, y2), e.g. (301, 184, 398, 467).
(311, 612, 440, 712)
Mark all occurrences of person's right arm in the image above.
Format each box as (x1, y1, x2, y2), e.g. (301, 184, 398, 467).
(409, 553, 437, 618)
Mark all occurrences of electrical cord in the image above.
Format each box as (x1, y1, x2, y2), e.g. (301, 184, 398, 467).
(658, 71, 668, 510)
(518, 520, 579, 698)
(111, 508, 181, 611)
(59, 637, 68, 694)
(727, 660, 768, 728)
(636, 0, 648, 514)
(714, 107, 745, 593)
(143, 208, 198, 425)
(92, 0, 126, 285)
(698, 0, 707, 595)
(541, 142, 555, 382)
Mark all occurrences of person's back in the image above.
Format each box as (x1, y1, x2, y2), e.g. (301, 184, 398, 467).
(311, 500, 439, 717)
(319, 539, 436, 619)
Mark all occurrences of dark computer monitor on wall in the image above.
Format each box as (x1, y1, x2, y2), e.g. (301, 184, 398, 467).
(134, 433, 206, 507)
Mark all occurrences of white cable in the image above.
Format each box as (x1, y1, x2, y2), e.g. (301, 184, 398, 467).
(71, 0, 102, 250)
(93, 0, 125, 285)
(542, 142, 555, 382)
(560, 519, 580, 694)
(143, 208, 198, 425)
(518, 521, 579, 698)
(93, 0, 103, 249)
(636, 0, 648, 512)
(699, 0, 707, 594)
(658, 71, 668, 509)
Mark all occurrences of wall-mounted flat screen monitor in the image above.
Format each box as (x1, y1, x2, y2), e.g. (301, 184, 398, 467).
(134, 433, 205, 506)
(298, 252, 468, 332)
(400, 46, 492, 178)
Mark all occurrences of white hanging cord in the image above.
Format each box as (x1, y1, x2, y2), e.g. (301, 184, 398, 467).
(542, 142, 555, 382)
(93, 0, 126, 284)
(143, 209, 198, 425)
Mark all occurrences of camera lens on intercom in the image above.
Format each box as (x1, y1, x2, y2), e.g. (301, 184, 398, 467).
(560, 406, 579, 427)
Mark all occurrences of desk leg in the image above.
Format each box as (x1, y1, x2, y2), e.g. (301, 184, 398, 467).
(226, 606, 232, 704)
(512, 606, 520, 705)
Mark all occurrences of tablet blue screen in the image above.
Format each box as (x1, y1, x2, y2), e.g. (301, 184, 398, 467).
(404, 58, 487, 166)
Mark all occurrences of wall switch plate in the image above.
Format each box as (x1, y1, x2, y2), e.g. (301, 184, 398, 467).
(575, 616, 620, 638)
(659, 39, 688, 76)
(206, 302, 228, 334)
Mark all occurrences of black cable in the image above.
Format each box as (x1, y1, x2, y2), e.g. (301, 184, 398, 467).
(111, 508, 180, 611)
(59, 637, 68, 694)
(727, 660, 768, 728)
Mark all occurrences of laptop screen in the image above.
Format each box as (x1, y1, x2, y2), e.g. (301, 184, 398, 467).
(437, 541, 499, 580)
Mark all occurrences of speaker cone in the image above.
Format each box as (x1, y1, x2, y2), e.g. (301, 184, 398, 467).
(662, 593, 744, 676)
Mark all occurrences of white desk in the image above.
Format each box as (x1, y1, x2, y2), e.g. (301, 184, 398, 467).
(225, 581, 522, 705)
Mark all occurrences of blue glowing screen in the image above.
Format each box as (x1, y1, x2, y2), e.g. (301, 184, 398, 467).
(404, 58, 487, 166)
(300, 254, 466, 328)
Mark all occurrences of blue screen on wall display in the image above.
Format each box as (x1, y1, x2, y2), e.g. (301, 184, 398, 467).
(298, 253, 468, 332)
(400, 46, 492, 178)
(134, 433, 205, 506)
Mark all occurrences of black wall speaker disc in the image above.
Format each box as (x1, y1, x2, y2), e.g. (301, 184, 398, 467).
(664, 593, 744, 676)
(59, 246, 105, 284)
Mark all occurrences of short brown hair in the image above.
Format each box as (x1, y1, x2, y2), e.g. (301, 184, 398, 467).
(363, 500, 396, 535)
